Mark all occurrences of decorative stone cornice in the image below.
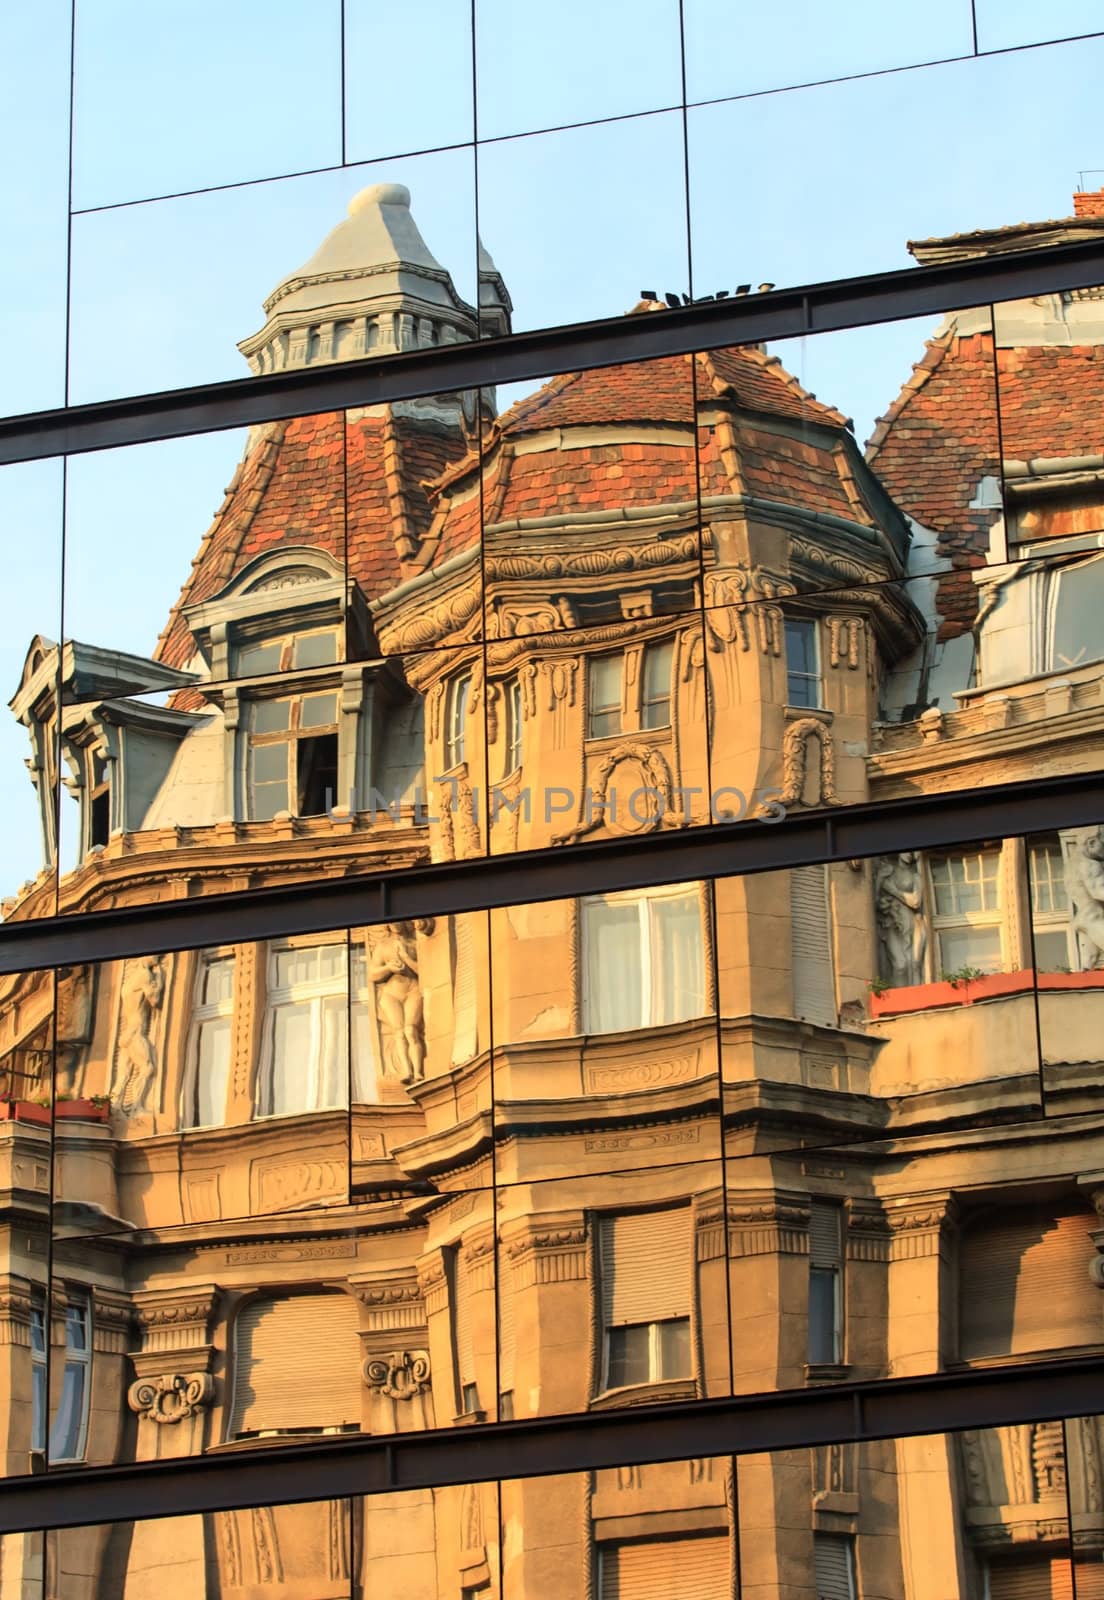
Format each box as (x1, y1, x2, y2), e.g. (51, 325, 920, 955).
(727, 1196, 809, 1258)
(131, 1284, 220, 1354)
(350, 1275, 426, 1336)
(127, 1372, 215, 1425)
(503, 1213, 589, 1288)
(885, 1195, 958, 1261)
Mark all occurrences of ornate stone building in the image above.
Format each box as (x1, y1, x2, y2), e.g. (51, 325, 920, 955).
(0, 182, 1102, 1597)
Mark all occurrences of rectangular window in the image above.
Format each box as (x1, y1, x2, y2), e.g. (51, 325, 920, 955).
(257, 942, 349, 1117)
(814, 1533, 857, 1600)
(30, 1292, 46, 1454)
(348, 944, 380, 1103)
(184, 951, 235, 1128)
(582, 886, 705, 1034)
(504, 676, 523, 773)
(599, 1208, 692, 1392)
(587, 654, 622, 739)
(247, 691, 339, 820)
(929, 848, 1003, 974)
(452, 1248, 481, 1416)
(444, 671, 472, 769)
(640, 639, 674, 730)
(49, 1293, 91, 1463)
(89, 751, 110, 848)
(785, 616, 821, 708)
(236, 626, 339, 678)
(598, 1535, 730, 1599)
(808, 1201, 843, 1366)
(1029, 837, 1073, 972)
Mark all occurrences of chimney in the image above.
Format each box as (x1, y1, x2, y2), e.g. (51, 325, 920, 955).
(1073, 185, 1104, 218)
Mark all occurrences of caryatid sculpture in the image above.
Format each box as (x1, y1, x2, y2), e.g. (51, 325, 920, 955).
(112, 955, 165, 1114)
(368, 921, 433, 1083)
(874, 851, 928, 987)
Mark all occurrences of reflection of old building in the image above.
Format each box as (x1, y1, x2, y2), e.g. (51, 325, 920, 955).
(1, 182, 1103, 1596)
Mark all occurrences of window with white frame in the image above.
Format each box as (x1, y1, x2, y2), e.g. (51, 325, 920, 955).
(784, 616, 822, 708)
(349, 943, 381, 1103)
(928, 848, 1004, 975)
(49, 1293, 91, 1463)
(1044, 555, 1104, 673)
(503, 675, 523, 774)
(257, 942, 350, 1118)
(246, 690, 339, 820)
(29, 1291, 46, 1454)
(807, 1201, 843, 1366)
(587, 654, 622, 739)
(184, 951, 235, 1128)
(581, 886, 705, 1034)
(235, 624, 340, 678)
(640, 638, 674, 730)
(1029, 836, 1073, 972)
(598, 1207, 692, 1391)
(444, 670, 472, 769)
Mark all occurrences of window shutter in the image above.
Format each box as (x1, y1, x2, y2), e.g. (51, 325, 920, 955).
(498, 1259, 516, 1396)
(1073, 1560, 1104, 1600)
(790, 866, 836, 1027)
(959, 1206, 1102, 1360)
(600, 1208, 691, 1328)
(599, 1536, 729, 1600)
(809, 1202, 842, 1269)
(455, 1251, 475, 1389)
(231, 1293, 361, 1436)
(814, 1533, 855, 1600)
(988, 1558, 1075, 1600)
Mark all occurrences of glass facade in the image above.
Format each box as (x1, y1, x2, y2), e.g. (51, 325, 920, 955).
(0, 7, 1103, 1596)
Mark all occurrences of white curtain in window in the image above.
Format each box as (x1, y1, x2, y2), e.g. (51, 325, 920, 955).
(653, 891, 705, 1023)
(584, 897, 643, 1033)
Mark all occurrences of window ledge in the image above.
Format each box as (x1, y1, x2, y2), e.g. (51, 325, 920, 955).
(590, 1379, 697, 1411)
(450, 1409, 487, 1427)
(805, 1362, 850, 1385)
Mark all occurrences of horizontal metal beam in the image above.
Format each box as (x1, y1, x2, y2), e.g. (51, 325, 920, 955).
(2, 240, 1104, 464)
(0, 1356, 1098, 1532)
(0, 770, 1100, 974)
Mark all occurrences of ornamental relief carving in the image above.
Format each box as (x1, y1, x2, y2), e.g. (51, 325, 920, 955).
(127, 1371, 214, 1424)
(363, 1349, 431, 1399)
(827, 614, 864, 669)
(555, 743, 674, 845)
(778, 717, 836, 808)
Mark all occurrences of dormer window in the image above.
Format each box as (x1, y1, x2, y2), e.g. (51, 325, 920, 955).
(247, 691, 339, 820)
(235, 625, 340, 680)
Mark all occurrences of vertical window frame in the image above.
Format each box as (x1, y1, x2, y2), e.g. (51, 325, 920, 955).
(256, 939, 349, 1119)
(784, 615, 822, 709)
(444, 670, 472, 770)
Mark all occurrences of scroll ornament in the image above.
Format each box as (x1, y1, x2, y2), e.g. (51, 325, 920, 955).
(363, 1349, 431, 1400)
(127, 1372, 214, 1424)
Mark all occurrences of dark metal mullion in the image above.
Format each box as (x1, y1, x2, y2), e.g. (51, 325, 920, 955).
(0, 770, 1100, 976)
(0, 1355, 1100, 1534)
(4, 240, 1104, 466)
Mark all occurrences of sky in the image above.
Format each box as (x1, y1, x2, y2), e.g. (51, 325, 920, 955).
(0, 0, 1102, 900)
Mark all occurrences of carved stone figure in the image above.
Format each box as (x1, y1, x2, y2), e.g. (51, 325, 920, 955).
(112, 955, 165, 1114)
(55, 964, 93, 1095)
(874, 852, 928, 986)
(1072, 826, 1104, 969)
(369, 922, 432, 1083)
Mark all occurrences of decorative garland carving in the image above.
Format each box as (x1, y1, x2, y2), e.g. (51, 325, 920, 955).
(127, 1371, 214, 1424)
(363, 1349, 431, 1399)
(484, 532, 698, 584)
(778, 717, 836, 808)
(555, 743, 674, 845)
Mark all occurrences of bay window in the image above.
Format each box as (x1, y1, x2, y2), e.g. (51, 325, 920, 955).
(928, 848, 1004, 974)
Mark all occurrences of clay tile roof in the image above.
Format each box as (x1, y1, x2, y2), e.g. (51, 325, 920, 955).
(865, 328, 1001, 536)
(701, 346, 851, 429)
(156, 408, 467, 670)
(995, 343, 1104, 460)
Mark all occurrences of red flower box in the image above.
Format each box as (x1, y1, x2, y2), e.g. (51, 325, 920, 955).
(0, 1100, 51, 1127)
(54, 1099, 110, 1123)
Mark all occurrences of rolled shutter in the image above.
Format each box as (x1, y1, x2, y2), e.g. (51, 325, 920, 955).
(498, 1258, 516, 1397)
(988, 1558, 1075, 1600)
(809, 1202, 842, 1269)
(1073, 1559, 1104, 1600)
(599, 1535, 729, 1600)
(600, 1208, 691, 1328)
(790, 866, 836, 1027)
(231, 1293, 361, 1436)
(959, 1206, 1102, 1360)
(814, 1534, 855, 1600)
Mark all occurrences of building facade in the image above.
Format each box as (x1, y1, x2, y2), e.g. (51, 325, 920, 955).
(0, 181, 1102, 1597)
